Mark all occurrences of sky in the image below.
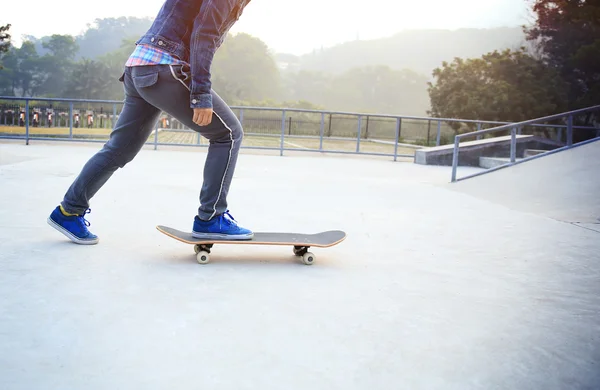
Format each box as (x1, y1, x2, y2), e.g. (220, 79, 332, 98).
(2, 0, 533, 55)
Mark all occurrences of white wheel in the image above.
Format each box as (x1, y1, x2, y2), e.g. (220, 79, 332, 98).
(196, 251, 210, 264)
(302, 252, 315, 265)
(194, 244, 201, 254)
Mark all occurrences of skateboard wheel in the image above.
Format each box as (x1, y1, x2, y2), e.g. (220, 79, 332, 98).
(194, 244, 201, 254)
(196, 251, 210, 264)
(302, 252, 315, 265)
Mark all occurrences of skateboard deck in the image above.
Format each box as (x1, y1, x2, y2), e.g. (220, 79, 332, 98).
(156, 225, 346, 265)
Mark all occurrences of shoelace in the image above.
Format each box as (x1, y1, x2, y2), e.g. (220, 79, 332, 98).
(78, 208, 92, 228)
(222, 210, 238, 225)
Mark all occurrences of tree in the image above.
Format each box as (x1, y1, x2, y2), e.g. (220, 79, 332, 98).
(14, 41, 42, 96)
(37, 35, 79, 96)
(95, 37, 139, 100)
(427, 48, 568, 132)
(525, 0, 600, 109)
(62, 59, 112, 99)
(42, 34, 79, 60)
(0, 24, 11, 69)
(0, 48, 17, 94)
(211, 33, 282, 103)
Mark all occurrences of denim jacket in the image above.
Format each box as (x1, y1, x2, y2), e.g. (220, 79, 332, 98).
(135, 0, 251, 109)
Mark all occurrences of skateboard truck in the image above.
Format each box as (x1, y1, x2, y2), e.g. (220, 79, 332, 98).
(293, 245, 314, 264)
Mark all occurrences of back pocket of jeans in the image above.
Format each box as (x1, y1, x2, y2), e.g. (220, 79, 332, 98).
(132, 72, 158, 88)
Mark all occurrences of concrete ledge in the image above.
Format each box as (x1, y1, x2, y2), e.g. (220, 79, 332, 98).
(479, 156, 524, 169)
(524, 149, 547, 157)
(414, 135, 563, 166)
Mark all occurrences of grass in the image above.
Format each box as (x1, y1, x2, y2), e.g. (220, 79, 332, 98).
(0, 125, 111, 137)
(0, 126, 419, 156)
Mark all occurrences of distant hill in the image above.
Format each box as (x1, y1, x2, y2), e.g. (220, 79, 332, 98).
(276, 27, 529, 77)
(24, 23, 527, 79)
(75, 17, 153, 60)
(22, 17, 153, 60)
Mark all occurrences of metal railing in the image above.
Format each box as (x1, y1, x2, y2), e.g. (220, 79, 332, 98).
(450, 105, 600, 182)
(1, 96, 597, 163)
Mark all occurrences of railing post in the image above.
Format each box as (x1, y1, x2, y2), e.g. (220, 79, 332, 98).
(510, 127, 517, 163)
(319, 112, 325, 151)
(356, 115, 362, 153)
(436, 120, 442, 146)
(112, 104, 117, 129)
(451, 136, 460, 182)
(25, 99, 30, 145)
(154, 120, 158, 150)
(426, 119, 431, 145)
(567, 115, 573, 146)
(476, 122, 481, 140)
(393, 117, 401, 162)
(280, 110, 286, 156)
(69, 102, 73, 139)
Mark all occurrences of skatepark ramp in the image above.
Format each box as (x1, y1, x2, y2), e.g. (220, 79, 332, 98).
(448, 137, 600, 228)
(447, 105, 600, 182)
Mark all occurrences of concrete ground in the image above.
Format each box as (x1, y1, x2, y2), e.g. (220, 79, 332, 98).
(1, 140, 599, 390)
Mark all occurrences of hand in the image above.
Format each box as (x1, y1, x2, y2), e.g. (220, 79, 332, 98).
(193, 108, 213, 126)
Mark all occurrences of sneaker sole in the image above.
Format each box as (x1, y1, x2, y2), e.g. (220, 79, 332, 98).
(47, 217, 99, 245)
(191, 231, 254, 240)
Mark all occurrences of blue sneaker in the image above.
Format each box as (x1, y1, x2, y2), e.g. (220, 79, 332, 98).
(192, 211, 253, 240)
(47, 206, 99, 245)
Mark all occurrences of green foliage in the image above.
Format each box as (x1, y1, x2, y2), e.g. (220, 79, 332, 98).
(0, 24, 11, 70)
(94, 38, 139, 100)
(62, 59, 113, 99)
(42, 34, 79, 60)
(525, 0, 600, 109)
(427, 48, 568, 132)
(13, 42, 42, 96)
(37, 35, 79, 97)
(212, 33, 282, 103)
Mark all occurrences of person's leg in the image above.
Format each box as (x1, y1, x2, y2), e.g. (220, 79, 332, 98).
(48, 66, 162, 244)
(132, 64, 252, 239)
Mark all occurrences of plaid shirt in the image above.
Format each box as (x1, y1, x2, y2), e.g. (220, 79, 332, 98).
(125, 44, 187, 67)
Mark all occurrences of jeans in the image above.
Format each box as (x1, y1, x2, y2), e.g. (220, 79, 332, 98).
(61, 64, 243, 221)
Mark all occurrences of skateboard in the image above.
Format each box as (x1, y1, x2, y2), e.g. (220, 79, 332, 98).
(156, 225, 346, 265)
